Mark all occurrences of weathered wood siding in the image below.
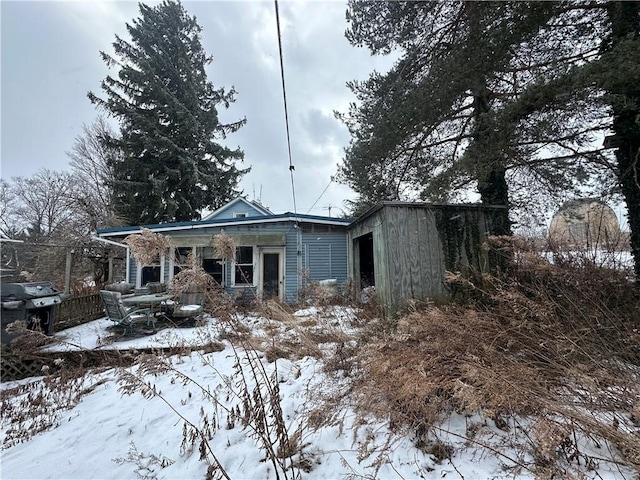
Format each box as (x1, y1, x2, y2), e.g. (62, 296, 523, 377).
(348, 208, 390, 308)
(348, 203, 500, 315)
(382, 206, 448, 311)
(433, 205, 496, 274)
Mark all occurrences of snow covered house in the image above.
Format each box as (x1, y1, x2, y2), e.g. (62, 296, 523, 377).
(96, 197, 351, 303)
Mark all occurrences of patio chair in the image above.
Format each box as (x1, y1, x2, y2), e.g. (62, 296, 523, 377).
(169, 291, 204, 324)
(99, 290, 154, 334)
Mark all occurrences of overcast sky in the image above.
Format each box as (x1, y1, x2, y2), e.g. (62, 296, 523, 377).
(1, 0, 395, 217)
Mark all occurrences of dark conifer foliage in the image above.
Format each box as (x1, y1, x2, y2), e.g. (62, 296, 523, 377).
(339, 1, 640, 276)
(338, 2, 571, 231)
(604, 1, 640, 280)
(89, 0, 248, 225)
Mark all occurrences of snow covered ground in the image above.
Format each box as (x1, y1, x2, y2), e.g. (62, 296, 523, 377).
(1, 308, 636, 479)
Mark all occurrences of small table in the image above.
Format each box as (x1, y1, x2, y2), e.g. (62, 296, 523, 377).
(122, 293, 175, 316)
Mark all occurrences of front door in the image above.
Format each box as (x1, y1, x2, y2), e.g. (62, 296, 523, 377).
(260, 249, 284, 301)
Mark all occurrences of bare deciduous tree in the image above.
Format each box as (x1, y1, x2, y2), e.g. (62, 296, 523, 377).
(0, 179, 22, 238)
(67, 116, 121, 231)
(10, 170, 78, 242)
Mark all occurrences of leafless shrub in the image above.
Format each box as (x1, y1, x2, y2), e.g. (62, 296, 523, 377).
(211, 230, 235, 260)
(339, 238, 640, 474)
(113, 442, 175, 479)
(1, 373, 109, 449)
(124, 228, 173, 266)
(170, 254, 220, 295)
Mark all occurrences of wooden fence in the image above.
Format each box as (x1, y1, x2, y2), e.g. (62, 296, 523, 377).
(2, 349, 141, 382)
(54, 293, 104, 331)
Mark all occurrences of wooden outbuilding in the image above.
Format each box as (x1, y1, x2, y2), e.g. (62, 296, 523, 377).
(347, 202, 506, 315)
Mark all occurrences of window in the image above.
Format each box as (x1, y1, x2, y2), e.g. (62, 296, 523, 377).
(233, 212, 247, 218)
(202, 247, 224, 285)
(141, 254, 162, 286)
(173, 247, 193, 275)
(234, 246, 254, 285)
(301, 223, 333, 233)
(141, 265, 161, 285)
(203, 259, 224, 285)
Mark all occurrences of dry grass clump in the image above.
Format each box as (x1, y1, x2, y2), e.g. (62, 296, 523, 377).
(4, 320, 56, 354)
(124, 228, 173, 266)
(170, 254, 219, 296)
(169, 252, 236, 321)
(212, 230, 235, 259)
(356, 306, 550, 425)
(349, 244, 640, 473)
(234, 301, 357, 363)
(258, 301, 325, 362)
(300, 280, 341, 306)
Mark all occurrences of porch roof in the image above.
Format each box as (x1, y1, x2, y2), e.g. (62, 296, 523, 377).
(96, 212, 352, 238)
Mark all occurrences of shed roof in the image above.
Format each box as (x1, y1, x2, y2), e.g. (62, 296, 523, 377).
(351, 201, 509, 225)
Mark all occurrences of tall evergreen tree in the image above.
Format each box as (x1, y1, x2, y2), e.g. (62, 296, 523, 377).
(89, 0, 248, 225)
(467, 1, 640, 276)
(601, 2, 640, 279)
(338, 1, 613, 230)
(341, 0, 640, 276)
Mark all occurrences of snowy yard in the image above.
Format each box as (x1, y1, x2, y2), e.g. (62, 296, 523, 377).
(1, 306, 637, 480)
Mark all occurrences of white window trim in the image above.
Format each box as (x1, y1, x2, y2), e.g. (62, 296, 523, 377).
(136, 254, 165, 288)
(258, 247, 285, 301)
(233, 212, 247, 218)
(202, 250, 226, 287)
(168, 246, 195, 281)
(232, 245, 256, 286)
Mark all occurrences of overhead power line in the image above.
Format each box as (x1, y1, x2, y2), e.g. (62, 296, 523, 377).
(274, 0, 297, 214)
(306, 176, 334, 215)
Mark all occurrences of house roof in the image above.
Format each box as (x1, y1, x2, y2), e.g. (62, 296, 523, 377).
(96, 212, 352, 238)
(202, 197, 273, 220)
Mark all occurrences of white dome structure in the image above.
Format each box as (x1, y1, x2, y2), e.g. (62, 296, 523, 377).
(549, 199, 620, 247)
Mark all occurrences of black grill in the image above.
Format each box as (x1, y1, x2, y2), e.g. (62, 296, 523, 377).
(1, 282, 62, 346)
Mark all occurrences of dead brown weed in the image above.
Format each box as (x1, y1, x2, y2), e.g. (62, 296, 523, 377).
(343, 241, 640, 474)
(123, 228, 173, 266)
